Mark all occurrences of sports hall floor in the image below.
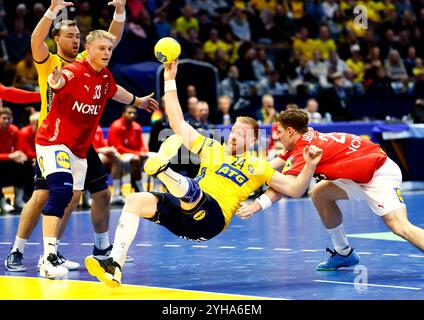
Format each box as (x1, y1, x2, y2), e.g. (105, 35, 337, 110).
(1, 192, 423, 300)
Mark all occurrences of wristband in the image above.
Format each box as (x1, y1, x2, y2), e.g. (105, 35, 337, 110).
(44, 8, 57, 20)
(164, 80, 177, 92)
(113, 11, 126, 23)
(47, 73, 63, 89)
(254, 194, 272, 210)
(129, 94, 136, 105)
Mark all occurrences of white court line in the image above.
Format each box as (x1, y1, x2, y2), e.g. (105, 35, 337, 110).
(219, 246, 236, 249)
(274, 248, 292, 251)
(59, 243, 69, 245)
(164, 244, 181, 247)
(314, 280, 422, 291)
(408, 254, 424, 258)
(246, 247, 263, 250)
(0, 242, 12, 245)
(136, 243, 152, 247)
(81, 243, 94, 246)
(192, 245, 208, 248)
(357, 252, 373, 255)
(27, 242, 40, 245)
(301, 249, 321, 252)
(382, 253, 399, 256)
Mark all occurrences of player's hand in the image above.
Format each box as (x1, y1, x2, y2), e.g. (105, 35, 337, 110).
(135, 92, 158, 113)
(9, 151, 28, 164)
(108, 0, 126, 11)
(50, 0, 74, 12)
(303, 144, 322, 166)
(49, 64, 64, 87)
(164, 60, 178, 81)
(235, 201, 261, 220)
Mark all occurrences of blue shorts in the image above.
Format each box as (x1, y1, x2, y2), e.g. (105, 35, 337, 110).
(148, 191, 226, 242)
(34, 145, 108, 194)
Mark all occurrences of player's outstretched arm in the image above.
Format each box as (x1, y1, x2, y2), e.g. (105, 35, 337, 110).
(0, 84, 41, 104)
(107, 0, 126, 49)
(112, 85, 158, 113)
(163, 60, 200, 150)
(268, 145, 322, 198)
(31, 0, 74, 62)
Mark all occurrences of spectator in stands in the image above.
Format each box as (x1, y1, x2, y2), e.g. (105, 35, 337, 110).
(292, 26, 317, 61)
(322, 0, 339, 21)
(272, 3, 296, 45)
(315, 25, 336, 60)
(252, 48, 274, 82)
(257, 70, 288, 96)
(18, 111, 38, 162)
(307, 50, 329, 88)
(153, 10, 172, 39)
(404, 46, 417, 77)
(108, 105, 149, 193)
(184, 96, 199, 124)
(257, 94, 276, 124)
(303, 98, 323, 123)
(12, 50, 37, 91)
(229, 7, 251, 42)
(203, 28, 227, 62)
(346, 44, 365, 84)
(75, 1, 94, 40)
(186, 84, 197, 98)
(367, 66, 391, 94)
(195, 100, 210, 130)
(215, 95, 234, 125)
(235, 44, 257, 81)
(319, 72, 352, 121)
(5, 19, 30, 64)
(364, 46, 383, 85)
(92, 125, 125, 205)
(385, 49, 409, 93)
(326, 50, 349, 77)
(220, 65, 241, 102)
(175, 4, 199, 40)
(0, 107, 32, 212)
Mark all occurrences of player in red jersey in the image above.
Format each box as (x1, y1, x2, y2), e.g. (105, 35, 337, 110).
(0, 83, 41, 104)
(237, 108, 424, 271)
(35, 30, 157, 278)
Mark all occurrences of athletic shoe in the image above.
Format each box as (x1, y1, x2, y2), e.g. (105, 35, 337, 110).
(144, 134, 183, 176)
(85, 256, 122, 288)
(110, 195, 126, 206)
(4, 249, 26, 272)
(37, 252, 80, 271)
(0, 198, 16, 214)
(316, 247, 360, 271)
(92, 244, 134, 263)
(39, 253, 69, 279)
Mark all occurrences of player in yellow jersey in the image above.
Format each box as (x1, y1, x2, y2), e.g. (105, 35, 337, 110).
(5, 0, 131, 275)
(84, 60, 323, 287)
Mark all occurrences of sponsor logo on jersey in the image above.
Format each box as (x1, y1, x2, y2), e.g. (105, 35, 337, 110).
(72, 101, 101, 115)
(193, 210, 206, 221)
(394, 188, 405, 204)
(55, 150, 71, 169)
(282, 157, 293, 173)
(38, 156, 44, 173)
(215, 163, 248, 186)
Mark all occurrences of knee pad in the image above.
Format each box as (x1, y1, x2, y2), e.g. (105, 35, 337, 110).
(181, 178, 201, 203)
(43, 172, 74, 218)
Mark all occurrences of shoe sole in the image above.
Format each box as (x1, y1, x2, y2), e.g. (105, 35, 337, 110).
(85, 256, 120, 288)
(144, 134, 183, 176)
(4, 260, 26, 272)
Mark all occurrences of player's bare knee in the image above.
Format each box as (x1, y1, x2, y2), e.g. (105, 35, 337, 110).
(31, 190, 49, 210)
(92, 187, 111, 203)
(124, 192, 157, 217)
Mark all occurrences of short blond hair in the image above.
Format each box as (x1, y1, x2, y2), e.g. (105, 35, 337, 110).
(236, 116, 259, 139)
(86, 30, 116, 45)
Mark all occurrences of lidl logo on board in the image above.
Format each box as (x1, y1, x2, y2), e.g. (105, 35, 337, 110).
(55, 150, 71, 169)
(215, 164, 248, 186)
(193, 210, 206, 221)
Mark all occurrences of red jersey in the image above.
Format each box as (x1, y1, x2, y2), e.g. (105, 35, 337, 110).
(108, 117, 148, 155)
(0, 83, 41, 104)
(278, 129, 387, 183)
(35, 60, 117, 158)
(18, 125, 36, 159)
(0, 124, 20, 161)
(93, 125, 107, 151)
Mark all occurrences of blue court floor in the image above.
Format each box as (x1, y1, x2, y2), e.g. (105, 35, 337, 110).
(1, 192, 423, 300)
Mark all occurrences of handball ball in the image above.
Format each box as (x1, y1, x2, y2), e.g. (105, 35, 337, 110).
(154, 37, 181, 64)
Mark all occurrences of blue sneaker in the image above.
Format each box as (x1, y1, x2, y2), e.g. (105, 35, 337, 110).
(316, 247, 360, 271)
(92, 244, 134, 263)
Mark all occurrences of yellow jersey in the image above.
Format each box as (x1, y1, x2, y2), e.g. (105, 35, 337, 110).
(34, 51, 88, 126)
(191, 135, 275, 227)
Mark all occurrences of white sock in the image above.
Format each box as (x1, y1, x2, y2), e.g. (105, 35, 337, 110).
(327, 224, 351, 256)
(113, 180, 121, 196)
(110, 211, 140, 267)
(157, 168, 189, 198)
(94, 231, 110, 250)
(11, 236, 27, 254)
(43, 236, 57, 259)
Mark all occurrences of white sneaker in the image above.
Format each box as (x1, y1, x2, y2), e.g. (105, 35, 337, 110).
(37, 252, 80, 271)
(39, 254, 68, 279)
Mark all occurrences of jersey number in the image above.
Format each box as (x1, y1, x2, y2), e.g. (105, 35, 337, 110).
(318, 132, 346, 144)
(93, 85, 102, 100)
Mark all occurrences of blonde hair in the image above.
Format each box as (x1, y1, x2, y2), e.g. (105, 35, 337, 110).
(236, 116, 259, 139)
(86, 30, 116, 45)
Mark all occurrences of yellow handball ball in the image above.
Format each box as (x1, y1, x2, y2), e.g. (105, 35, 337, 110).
(154, 37, 181, 64)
